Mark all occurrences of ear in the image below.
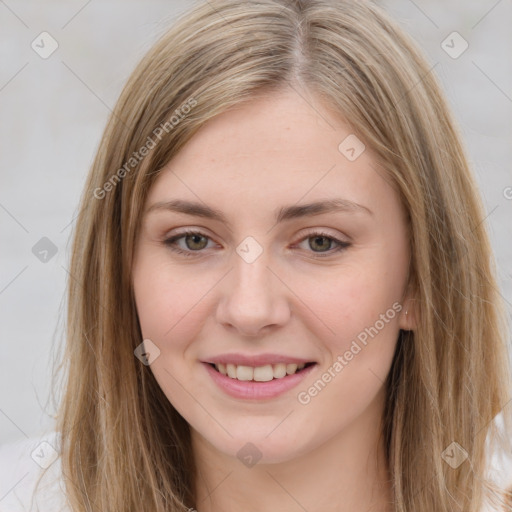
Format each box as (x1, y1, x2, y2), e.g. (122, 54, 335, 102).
(398, 296, 418, 332)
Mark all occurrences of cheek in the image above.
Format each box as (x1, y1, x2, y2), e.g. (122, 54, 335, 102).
(293, 264, 402, 424)
(132, 255, 211, 408)
(290, 261, 403, 354)
(132, 253, 209, 351)
(288, 250, 406, 411)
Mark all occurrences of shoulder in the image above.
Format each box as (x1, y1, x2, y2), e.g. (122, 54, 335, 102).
(0, 431, 69, 512)
(481, 413, 512, 512)
(0, 430, 510, 512)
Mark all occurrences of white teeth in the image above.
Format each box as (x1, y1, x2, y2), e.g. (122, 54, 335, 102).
(226, 364, 237, 379)
(273, 363, 287, 378)
(213, 362, 310, 381)
(253, 365, 274, 382)
(286, 363, 298, 375)
(236, 365, 253, 381)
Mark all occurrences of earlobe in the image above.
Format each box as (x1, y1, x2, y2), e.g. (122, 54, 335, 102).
(399, 299, 417, 331)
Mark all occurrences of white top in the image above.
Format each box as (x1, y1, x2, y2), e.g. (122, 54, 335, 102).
(1, 427, 512, 511)
(0, 431, 68, 512)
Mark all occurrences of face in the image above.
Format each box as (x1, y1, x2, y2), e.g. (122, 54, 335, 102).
(132, 89, 414, 465)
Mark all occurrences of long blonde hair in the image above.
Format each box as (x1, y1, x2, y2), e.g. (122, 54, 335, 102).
(45, 0, 512, 510)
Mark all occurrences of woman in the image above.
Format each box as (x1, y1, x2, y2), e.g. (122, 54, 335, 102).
(3, 0, 512, 511)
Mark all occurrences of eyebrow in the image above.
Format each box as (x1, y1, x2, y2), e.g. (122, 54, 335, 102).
(145, 198, 373, 226)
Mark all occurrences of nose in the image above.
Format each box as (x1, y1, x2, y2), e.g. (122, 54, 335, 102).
(215, 247, 291, 337)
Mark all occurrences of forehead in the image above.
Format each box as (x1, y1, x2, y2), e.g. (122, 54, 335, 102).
(146, 90, 398, 220)
(170, 90, 357, 171)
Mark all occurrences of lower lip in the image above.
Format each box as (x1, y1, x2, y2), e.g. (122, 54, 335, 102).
(202, 362, 316, 400)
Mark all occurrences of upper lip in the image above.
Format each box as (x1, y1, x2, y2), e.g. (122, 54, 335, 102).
(204, 353, 316, 366)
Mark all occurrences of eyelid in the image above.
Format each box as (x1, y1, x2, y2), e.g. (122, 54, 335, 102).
(162, 229, 216, 256)
(162, 227, 351, 259)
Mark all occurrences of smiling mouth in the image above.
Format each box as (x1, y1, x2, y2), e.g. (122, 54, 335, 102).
(209, 362, 316, 382)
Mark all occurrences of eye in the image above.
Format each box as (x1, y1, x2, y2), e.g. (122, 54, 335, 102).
(162, 230, 351, 258)
(163, 230, 215, 257)
(294, 231, 351, 258)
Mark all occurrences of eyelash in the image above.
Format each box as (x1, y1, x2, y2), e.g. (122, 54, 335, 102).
(162, 230, 351, 259)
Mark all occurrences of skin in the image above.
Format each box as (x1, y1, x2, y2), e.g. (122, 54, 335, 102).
(132, 87, 416, 512)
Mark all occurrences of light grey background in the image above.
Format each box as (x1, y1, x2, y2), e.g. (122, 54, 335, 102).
(1, 0, 511, 445)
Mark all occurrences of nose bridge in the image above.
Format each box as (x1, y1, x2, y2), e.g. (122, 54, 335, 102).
(215, 237, 290, 335)
(231, 242, 274, 307)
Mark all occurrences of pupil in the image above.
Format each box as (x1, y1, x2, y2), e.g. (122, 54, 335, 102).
(188, 234, 206, 250)
(312, 236, 330, 251)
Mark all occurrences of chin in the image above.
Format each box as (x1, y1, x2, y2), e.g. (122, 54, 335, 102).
(197, 428, 310, 466)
